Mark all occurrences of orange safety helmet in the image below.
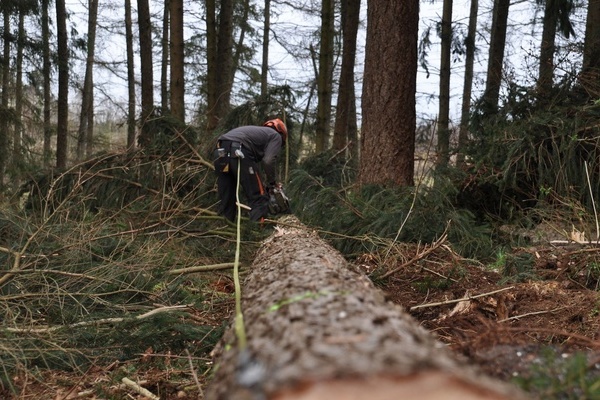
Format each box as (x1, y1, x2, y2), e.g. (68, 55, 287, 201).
(263, 118, 288, 143)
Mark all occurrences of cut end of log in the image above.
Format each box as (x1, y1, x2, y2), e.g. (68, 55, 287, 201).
(272, 372, 513, 400)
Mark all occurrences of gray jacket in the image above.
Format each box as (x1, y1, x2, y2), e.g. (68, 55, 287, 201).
(219, 125, 283, 184)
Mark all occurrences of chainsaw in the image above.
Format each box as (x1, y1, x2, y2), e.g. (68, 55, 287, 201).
(268, 185, 291, 215)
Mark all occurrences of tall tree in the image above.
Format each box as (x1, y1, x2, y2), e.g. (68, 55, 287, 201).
(360, 0, 418, 186)
(42, 0, 52, 166)
(437, 0, 453, 168)
(583, 0, 600, 79)
(125, 0, 136, 152)
(332, 0, 360, 161)
(77, 0, 99, 161)
(315, 0, 335, 153)
(260, 0, 271, 97)
(457, 0, 479, 168)
(14, 5, 26, 167)
(56, 0, 69, 168)
(206, 0, 234, 132)
(481, 0, 510, 115)
(0, 4, 10, 190)
(537, 0, 575, 96)
(170, 0, 185, 121)
(137, 0, 155, 148)
(161, 0, 169, 111)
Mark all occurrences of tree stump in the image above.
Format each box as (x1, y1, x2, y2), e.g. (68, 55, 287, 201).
(206, 216, 524, 400)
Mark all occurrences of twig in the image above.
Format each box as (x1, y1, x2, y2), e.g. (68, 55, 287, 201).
(498, 306, 567, 323)
(409, 286, 514, 311)
(379, 231, 448, 279)
(167, 262, 236, 275)
(502, 326, 600, 348)
(421, 266, 459, 283)
(585, 161, 600, 242)
(121, 377, 159, 400)
(4, 304, 191, 334)
(186, 349, 204, 397)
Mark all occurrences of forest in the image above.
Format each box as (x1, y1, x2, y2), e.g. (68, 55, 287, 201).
(0, 0, 600, 398)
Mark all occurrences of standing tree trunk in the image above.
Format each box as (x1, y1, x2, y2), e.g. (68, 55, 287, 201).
(230, 0, 250, 91)
(538, 0, 575, 97)
(170, 0, 185, 122)
(359, 1, 418, 187)
(0, 7, 10, 190)
(315, 0, 335, 154)
(161, 0, 169, 112)
(582, 0, 600, 89)
(206, 0, 234, 132)
(537, 0, 558, 97)
(42, 0, 52, 166)
(56, 0, 69, 169)
(137, 0, 155, 148)
(481, 0, 510, 116)
(77, 0, 99, 161)
(260, 0, 271, 98)
(332, 0, 360, 161)
(437, 0, 453, 168)
(206, 217, 525, 400)
(457, 0, 478, 168)
(125, 0, 136, 152)
(14, 8, 25, 169)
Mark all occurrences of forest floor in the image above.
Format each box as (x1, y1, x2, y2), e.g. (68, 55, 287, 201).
(369, 239, 600, 392)
(8, 226, 600, 399)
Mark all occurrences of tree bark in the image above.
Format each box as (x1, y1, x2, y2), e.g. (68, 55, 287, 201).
(481, 0, 510, 116)
(124, 0, 136, 153)
(77, 0, 99, 161)
(457, 0, 478, 168)
(584, 0, 600, 73)
(206, 0, 234, 132)
(206, 217, 525, 400)
(537, 0, 558, 97)
(261, 0, 271, 98)
(359, 1, 418, 187)
(170, 0, 185, 122)
(56, 0, 69, 169)
(14, 8, 25, 168)
(161, 0, 169, 112)
(437, 0, 453, 168)
(0, 8, 10, 190)
(332, 0, 360, 160)
(137, 0, 155, 148)
(42, 0, 52, 166)
(315, 0, 335, 154)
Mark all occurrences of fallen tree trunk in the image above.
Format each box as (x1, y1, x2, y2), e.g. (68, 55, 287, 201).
(206, 216, 524, 400)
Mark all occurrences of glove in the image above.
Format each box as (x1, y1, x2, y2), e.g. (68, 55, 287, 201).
(267, 182, 282, 195)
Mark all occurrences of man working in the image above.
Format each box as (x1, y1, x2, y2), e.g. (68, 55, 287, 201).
(213, 118, 288, 222)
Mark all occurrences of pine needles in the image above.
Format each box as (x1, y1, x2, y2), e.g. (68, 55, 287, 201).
(0, 150, 264, 394)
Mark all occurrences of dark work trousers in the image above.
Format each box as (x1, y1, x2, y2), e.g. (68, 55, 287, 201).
(214, 141, 270, 222)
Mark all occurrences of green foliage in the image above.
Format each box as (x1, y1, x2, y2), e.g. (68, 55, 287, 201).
(466, 79, 600, 220)
(514, 347, 600, 399)
(0, 149, 261, 391)
(20, 150, 217, 215)
(138, 111, 201, 155)
(286, 153, 500, 260)
(499, 252, 538, 283)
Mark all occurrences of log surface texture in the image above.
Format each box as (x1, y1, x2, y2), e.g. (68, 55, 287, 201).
(206, 216, 524, 400)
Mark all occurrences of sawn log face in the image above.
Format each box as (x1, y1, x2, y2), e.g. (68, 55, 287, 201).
(206, 217, 523, 400)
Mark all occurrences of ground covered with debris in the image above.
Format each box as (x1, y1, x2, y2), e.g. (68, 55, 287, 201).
(6, 238, 600, 399)
(362, 240, 600, 398)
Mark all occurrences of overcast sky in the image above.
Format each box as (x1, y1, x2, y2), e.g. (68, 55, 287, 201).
(63, 0, 588, 127)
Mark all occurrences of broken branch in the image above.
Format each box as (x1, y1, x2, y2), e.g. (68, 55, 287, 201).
(409, 286, 514, 311)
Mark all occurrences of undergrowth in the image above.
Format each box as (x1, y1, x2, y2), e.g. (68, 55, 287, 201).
(0, 151, 266, 395)
(514, 347, 600, 399)
(286, 152, 503, 261)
